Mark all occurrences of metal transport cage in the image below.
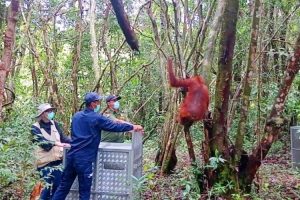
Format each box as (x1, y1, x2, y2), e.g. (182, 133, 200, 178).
(64, 132, 143, 200)
(290, 126, 300, 168)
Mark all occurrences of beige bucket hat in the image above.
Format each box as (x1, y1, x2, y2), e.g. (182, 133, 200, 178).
(36, 103, 55, 118)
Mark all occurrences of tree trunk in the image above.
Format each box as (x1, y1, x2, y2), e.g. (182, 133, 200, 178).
(95, 3, 110, 92)
(187, 0, 216, 74)
(234, 0, 260, 162)
(182, 0, 188, 48)
(41, 27, 62, 111)
(172, 0, 184, 69)
(241, 32, 300, 191)
(155, 92, 180, 174)
(278, 5, 290, 75)
(269, 2, 281, 84)
(260, 2, 272, 92)
(0, 0, 19, 120)
(71, 0, 83, 114)
(110, 0, 139, 51)
(154, 0, 181, 174)
(21, 2, 38, 99)
(0, 0, 5, 30)
(211, 0, 239, 158)
(184, 124, 196, 163)
(201, 0, 226, 82)
(146, 1, 168, 114)
(30, 55, 39, 99)
(89, 0, 100, 82)
(202, 0, 239, 194)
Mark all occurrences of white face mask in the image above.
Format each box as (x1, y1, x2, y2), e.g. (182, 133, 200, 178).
(94, 105, 100, 113)
(47, 112, 55, 120)
(113, 101, 120, 110)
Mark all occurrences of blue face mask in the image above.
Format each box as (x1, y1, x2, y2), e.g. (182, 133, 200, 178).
(94, 105, 100, 113)
(47, 112, 55, 120)
(113, 101, 120, 110)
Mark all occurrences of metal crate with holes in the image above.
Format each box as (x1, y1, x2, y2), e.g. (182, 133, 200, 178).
(64, 133, 143, 200)
(290, 126, 300, 168)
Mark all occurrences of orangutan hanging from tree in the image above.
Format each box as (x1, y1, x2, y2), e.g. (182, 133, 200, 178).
(167, 58, 209, 128)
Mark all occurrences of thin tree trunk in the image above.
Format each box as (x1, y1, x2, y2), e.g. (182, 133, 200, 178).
(20, 1, 38, 98)
(269, 3, 281, 84)
(0, 0, 19, 120)
(0, 0, 5, 30)
(163, 0, 177, 62)
(182, 0, 188, 48)
(184, 124, 196, 163)
(96, 3, 111, 92)
(42, 28, 62, 109)
(184, 0, 215, 73)
(30, 55, 38, 99)
(201, 0, 226, 81)
(89, 0, 100, 82)
(242, 32, 300, 191)
(211, 0, 239, 158)
(203, 0, 239, 193)
(235, 0, 260, 162)
(167, 0, 198, 164)
(146, 1, 168, 113)
(261, 2, 272, 91)
(155, 0, 181, 174)
(185, 0, 200, 50)
(278, 5, 289, 74)
(157, 92, 180, 174)
(110, 0, 139, 51)
(172, 0, 184, 69)
(71, 0, 83, 113)
(106, 49, 117, 93)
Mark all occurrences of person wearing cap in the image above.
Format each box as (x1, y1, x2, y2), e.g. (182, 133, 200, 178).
(101, 95, 128, 143)
(31, 103, 71, 200)
(53, 92, 143, 200)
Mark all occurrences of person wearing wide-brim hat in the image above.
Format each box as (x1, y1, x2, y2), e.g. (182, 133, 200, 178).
(52, 92, 144, 200)
(31, 103, 71, 200)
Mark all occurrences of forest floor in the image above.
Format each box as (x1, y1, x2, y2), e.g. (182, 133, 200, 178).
(141, 139, 300, 200)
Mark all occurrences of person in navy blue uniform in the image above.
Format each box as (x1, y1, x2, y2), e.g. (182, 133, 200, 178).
(31, 103, 71, 200)
(52, 92, 143, 200)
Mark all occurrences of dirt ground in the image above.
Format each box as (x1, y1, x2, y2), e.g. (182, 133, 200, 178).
(142, 142, 300, 200)
(257, 153, 300, 200)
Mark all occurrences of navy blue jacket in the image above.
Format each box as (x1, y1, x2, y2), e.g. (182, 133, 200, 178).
(67, 108, 134, 161)
(31, 120, 71, 151)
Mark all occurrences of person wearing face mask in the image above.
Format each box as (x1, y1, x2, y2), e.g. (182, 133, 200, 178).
(31, 103, 71, 200)
(53, 92, 144, 200)
(101, 95, 128, 143)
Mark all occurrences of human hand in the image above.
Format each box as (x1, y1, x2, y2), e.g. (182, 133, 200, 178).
(132, 125, 144, 134)
(55, 142, 71, 148)
(61, 143, 71, 148)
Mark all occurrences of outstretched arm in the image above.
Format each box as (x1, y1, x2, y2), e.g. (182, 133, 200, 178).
(167, 58, 191, 88)
(97, 115, 144, 134)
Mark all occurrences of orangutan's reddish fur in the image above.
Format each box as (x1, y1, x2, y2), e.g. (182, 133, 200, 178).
(167, 58, 209, 126)
(30, 182, 42, 200)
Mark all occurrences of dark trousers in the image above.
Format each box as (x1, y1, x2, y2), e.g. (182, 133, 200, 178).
(37, 160, 63, 200)
(52, 155, 93, 200)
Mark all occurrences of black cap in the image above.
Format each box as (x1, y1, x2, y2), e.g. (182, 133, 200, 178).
(106, 95, 121, 103)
